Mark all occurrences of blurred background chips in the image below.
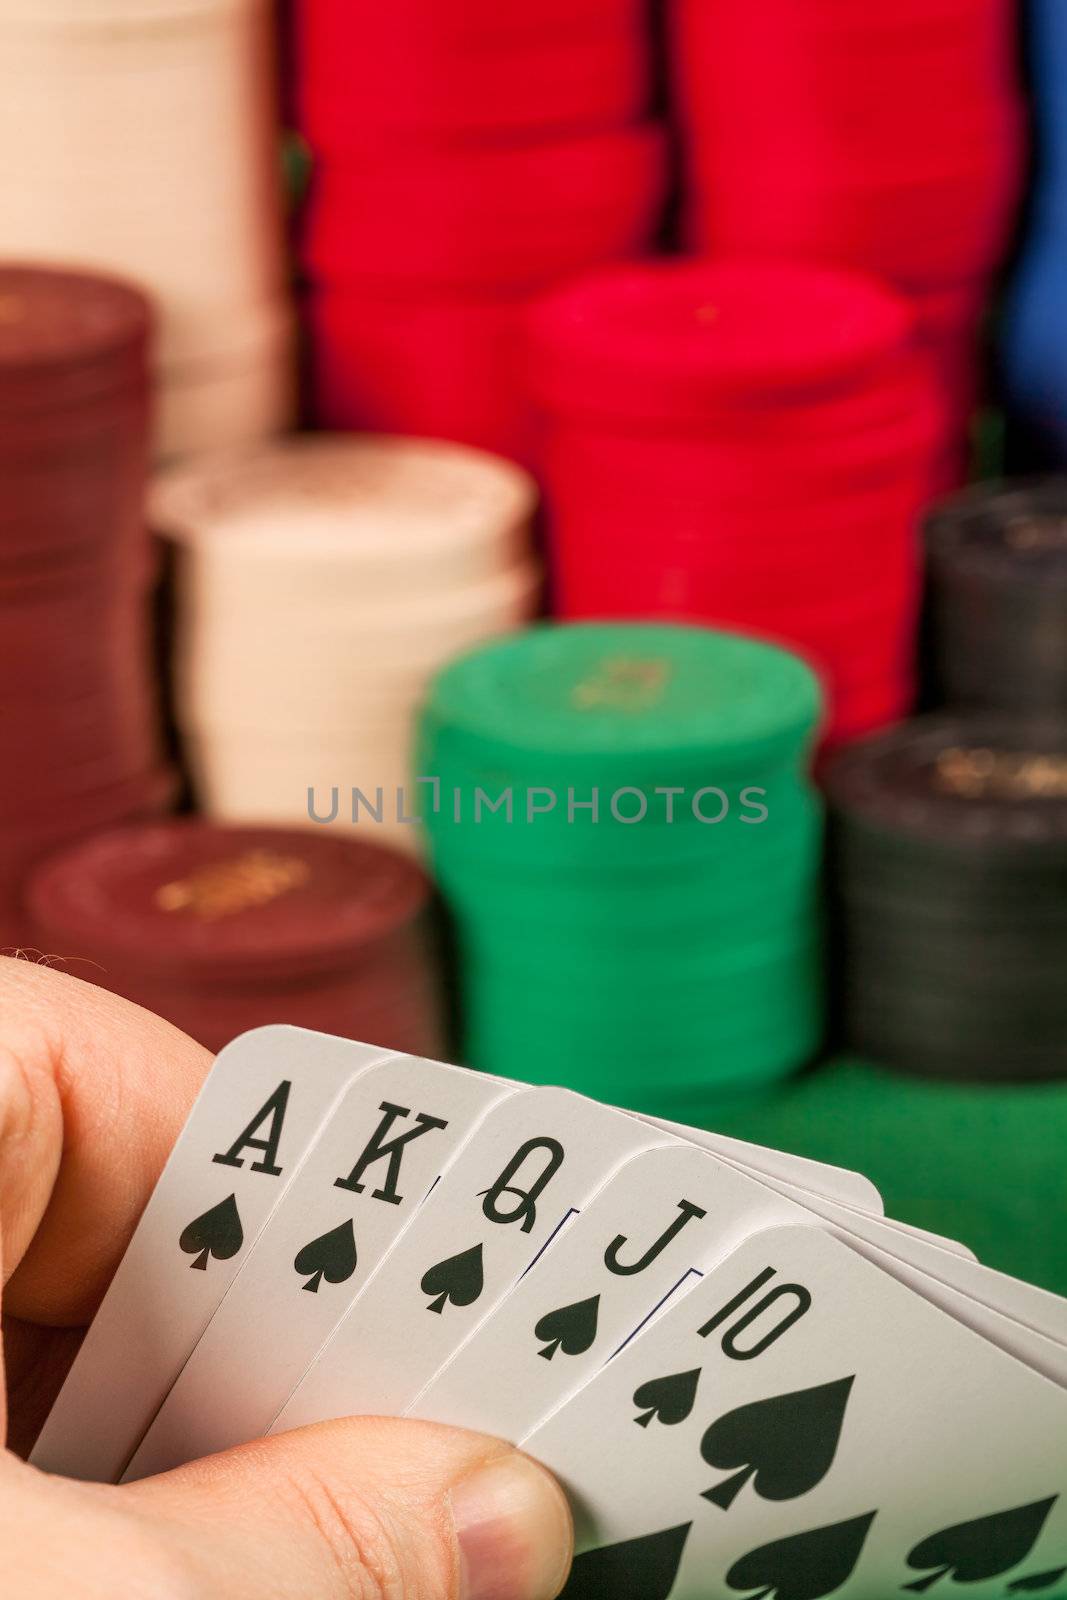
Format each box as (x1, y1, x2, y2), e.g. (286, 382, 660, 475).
(4, 0, 1067, 1293)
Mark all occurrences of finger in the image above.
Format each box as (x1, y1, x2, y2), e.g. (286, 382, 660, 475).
(124, 1416, 573, 1600)
(0, 956, 211, 1325)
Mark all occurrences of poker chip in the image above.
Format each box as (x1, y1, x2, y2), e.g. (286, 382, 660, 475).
(26, 820, 445, 1056)
(292, 0, 652, 150)
(672, 0, 1025, 490)
(153, 436, 540, 847)
(294, 0, 665, 460)
(1001, 0, 1067, 462)
(0, 0, 294, 458)
(825, 714, 1067, 1082)
(0, 265, 173, 947)
(417, 622, 826, 1111)
(924, 479, 1067, 715)
(527, 259, 937, 747)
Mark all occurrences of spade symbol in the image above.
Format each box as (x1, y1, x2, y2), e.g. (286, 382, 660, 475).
(726, 1509, 876, 1600)
(179, 1194, 244, 1271)
(701, 1375, 855, 1511)
(420, 1243, 485, 1314)
(559, 1523, 692, 1600)
(1007, 1570, 1067, 1593)
(534, 1295, 601, 1361)
(293, 1220, 358, 1293)
(633, 1368, 702, 1429)
(903, 1498, 1058, 1592)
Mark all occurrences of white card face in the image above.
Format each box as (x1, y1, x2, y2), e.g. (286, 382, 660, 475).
(409, 1145, 1061, 1444)
(410, 1142, 820, 1441)
(802, 1204, 1067, 1360)
(636, 1115, 885, 1215)
(524, 1226, 1067, 1600)
(31, 1027, 394, 1484)
(847, 1243, 1067, 1389)
(270, 1088, 674, 1434)
(732, 1180, 1065, 1346)
(121, 1056, 517, 1481)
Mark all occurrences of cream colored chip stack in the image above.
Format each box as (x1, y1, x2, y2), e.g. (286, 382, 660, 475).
(0, 0, 294, 457)
(153, 436, 541, 848)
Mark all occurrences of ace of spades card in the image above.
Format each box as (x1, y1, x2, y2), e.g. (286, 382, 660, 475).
(30, 1027, 397, 1484)
(269, 1087, 678, 1433)
(524, 1225, 1067, 1600)
(122, 1054, 516, 1479)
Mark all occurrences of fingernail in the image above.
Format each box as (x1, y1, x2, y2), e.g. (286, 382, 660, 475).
(451, 1451, 574, 1600)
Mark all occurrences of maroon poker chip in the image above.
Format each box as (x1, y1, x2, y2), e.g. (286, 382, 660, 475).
(0, 265, 150, 371)
(27, 821, 436, 982)
(26, 822, 446, 1055)
(1, 263, 169, 933)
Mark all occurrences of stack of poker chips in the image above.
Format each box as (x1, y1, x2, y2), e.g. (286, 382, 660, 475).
(153, 436, 541, 846)
(0, 0, 293, 459)
(672, 0, 1025, 489)
(925, 480, 1067, 716)
(27, 821, 445, 1056)
(0, 265, 172, 947)
(528, 259, 938, 748)
(292, 0, 665, 464)
(417, 623, 825, 1115)
(1001, 0, 1067, 464)
(826, 715, 1067, 1084)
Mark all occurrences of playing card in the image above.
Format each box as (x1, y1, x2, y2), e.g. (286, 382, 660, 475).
(408, 1141, 825, 1440)
(269, 1087, 676, 1433)
(734, 1179, 1067, 1351)
(410, 1141, 1061, 1443)
(635, 1114, 884, 1215)
(121, 1055, 519, 1480)
(31, 1026, 395, 1483)
(524, 1225, 1067, 1600)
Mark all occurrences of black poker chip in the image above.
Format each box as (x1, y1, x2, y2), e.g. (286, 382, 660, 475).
(924, 478, 1067, 714)
(825, 713, 1067, 1082)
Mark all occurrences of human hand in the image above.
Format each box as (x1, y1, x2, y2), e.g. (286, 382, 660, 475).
(0, 956, 573, 1600)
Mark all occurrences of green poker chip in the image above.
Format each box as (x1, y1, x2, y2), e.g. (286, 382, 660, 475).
(418, 622, 825, 1111)
(422, 621, 822, 768)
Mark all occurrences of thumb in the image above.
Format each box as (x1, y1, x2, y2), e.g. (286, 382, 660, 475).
(124, 1415, 574, 1600)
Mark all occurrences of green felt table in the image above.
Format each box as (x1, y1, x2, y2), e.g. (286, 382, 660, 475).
(688, 1056, 1067, 1297)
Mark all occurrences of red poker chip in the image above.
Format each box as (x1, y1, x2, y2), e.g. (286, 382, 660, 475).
(543, 495, 921, 589)
(306, 287, 535, 463)
(547, 539, 919, 618)
(683, 147, 1023, 288)
(526, 259, 918, 423)
(553, 554, 917, 639)
(537, 404, 939, 494)
(27, 821, 436, 983)
(297, 14, 650, 149)
(301, 126, 666, 293)
(671, 0, 1023, 296)
(296, 0, 638, 53)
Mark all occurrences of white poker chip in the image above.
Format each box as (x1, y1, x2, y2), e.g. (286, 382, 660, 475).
(154, 436, 539, 591)
(157, 310, 296, 458)
(158, 438, 541, 843)
(0, 0, 287, 456)
(180, 727, 426, 849)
